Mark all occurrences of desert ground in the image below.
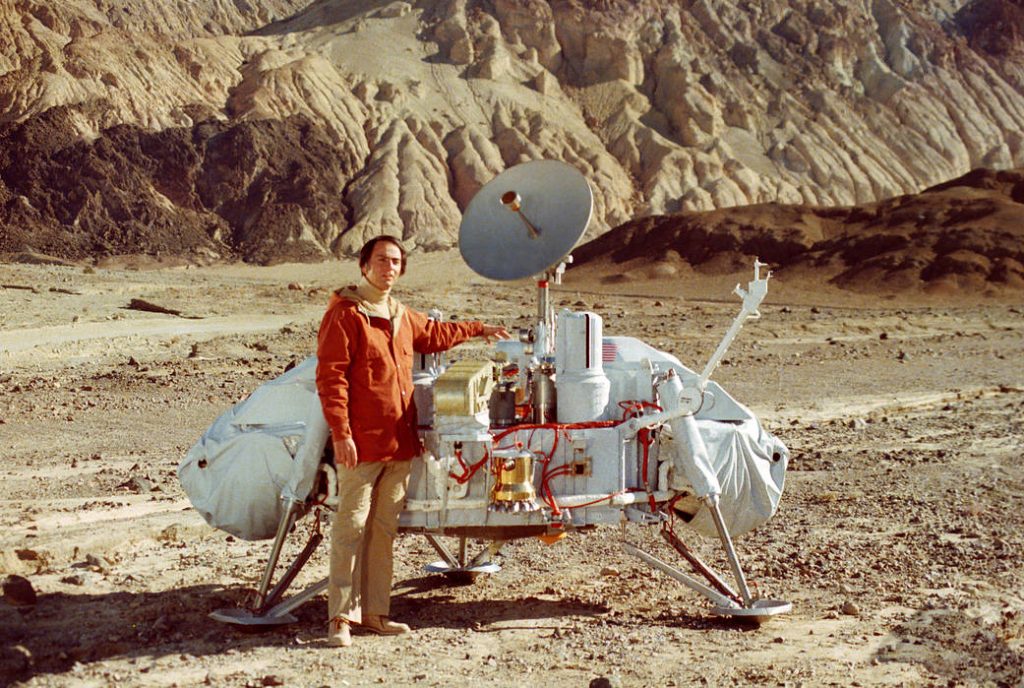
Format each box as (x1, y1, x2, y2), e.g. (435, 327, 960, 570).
(1, 253, 1022, 687)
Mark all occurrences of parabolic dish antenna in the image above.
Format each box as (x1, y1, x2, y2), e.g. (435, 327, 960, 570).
(459, 160, 593, 281)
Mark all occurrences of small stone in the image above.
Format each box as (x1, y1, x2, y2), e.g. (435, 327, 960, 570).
(8, 645, 32, 671)
(879, 332, 888, 340)
(261, 676, 284, 687)
(158, 525, 180, 542)
(2, 575, 37, 608)
(841, 600, 860, 616)
(85, 553, 110, 572)
(287, 283, 303, 291)
(121, 476, 155, 493)
(600, 566, 620, 577)
(61, 574, 86, 586)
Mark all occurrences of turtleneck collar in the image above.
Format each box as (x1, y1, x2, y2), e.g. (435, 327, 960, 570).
(356, 275, 389, 305)
(347, 276, 402, 331)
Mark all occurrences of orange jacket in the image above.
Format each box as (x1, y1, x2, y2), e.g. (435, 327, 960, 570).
(316, 291, 484, 463)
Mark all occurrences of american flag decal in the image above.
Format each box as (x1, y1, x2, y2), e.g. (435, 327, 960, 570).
(602, 341, 617, 363)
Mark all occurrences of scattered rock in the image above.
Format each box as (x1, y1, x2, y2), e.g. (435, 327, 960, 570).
(84, 553, 111, 572)
(124, 299, 189, 318)
(119, 476, 156, 493)
(9, 644, 33, 670)
(158, 525, 181, 542)
(841, 600, 861, 616)
(2, 575, 37, 608)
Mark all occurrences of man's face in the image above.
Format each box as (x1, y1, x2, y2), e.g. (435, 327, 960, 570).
(362, 241, 403, 291)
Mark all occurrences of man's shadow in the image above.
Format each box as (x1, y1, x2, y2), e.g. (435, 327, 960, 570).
(0, 575, 618, 684)
(1, 584, 304, 685)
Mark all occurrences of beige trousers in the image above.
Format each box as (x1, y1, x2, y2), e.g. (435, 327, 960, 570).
(327, 459, 412, 625)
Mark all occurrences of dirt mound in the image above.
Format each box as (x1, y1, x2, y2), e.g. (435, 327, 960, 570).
(0, 108, 354, 264)
(956, 0, 1024, 57)
(572, 168, 1024, 296)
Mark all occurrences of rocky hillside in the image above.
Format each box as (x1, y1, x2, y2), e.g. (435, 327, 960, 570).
(1, 0, 1024, 263)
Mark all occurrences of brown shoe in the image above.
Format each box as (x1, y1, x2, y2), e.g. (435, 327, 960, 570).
(327, 617, 352, 647)
(361, 614, 410, 635)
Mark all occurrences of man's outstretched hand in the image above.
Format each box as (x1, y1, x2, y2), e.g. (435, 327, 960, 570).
(481, 324, 511, 343)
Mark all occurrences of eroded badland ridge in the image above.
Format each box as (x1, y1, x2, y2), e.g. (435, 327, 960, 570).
(1, 0, 1023, 281)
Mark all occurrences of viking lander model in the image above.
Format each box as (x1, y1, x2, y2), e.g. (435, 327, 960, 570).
(179, 160, 792, 627)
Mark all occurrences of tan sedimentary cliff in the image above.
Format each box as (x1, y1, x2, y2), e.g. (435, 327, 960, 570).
(1, 0, 1023, 263)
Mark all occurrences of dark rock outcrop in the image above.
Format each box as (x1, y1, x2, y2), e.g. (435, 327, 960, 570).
(0, 109, 355, 263)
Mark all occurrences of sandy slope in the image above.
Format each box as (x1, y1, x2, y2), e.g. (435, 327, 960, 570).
(1, 257, 1023, 687)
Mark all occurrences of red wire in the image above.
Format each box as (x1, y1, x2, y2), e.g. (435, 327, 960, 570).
(558, 490, 627, 510)
(449, 450, 490, 484)
(477, 401, 665, 514)
(638, 428, 658, 511)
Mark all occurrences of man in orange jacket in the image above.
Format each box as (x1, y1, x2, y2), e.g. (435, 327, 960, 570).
(316, 234, 509, 647)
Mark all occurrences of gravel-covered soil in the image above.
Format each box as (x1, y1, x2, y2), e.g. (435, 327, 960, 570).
(2, 255, 1022, 687)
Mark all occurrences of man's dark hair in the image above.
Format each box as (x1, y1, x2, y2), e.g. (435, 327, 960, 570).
(359, 235, 407, 275)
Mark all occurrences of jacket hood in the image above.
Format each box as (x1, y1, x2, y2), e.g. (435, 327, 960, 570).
(329, 285, 359, 310)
